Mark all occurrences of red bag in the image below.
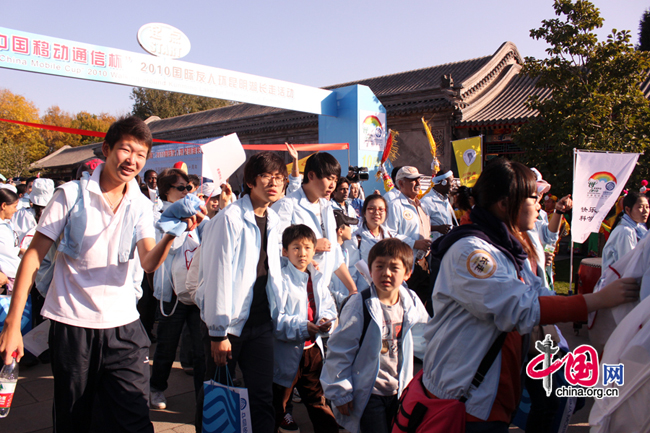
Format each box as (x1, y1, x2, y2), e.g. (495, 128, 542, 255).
(392, 370, 465, 433)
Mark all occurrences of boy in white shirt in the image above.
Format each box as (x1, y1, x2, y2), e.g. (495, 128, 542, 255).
(272, 224, 339, 433)
(321, 239, 428, 433)
(0, 116, 204, 433)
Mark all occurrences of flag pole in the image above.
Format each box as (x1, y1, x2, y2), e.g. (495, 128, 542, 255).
(569, 149, 577, 296)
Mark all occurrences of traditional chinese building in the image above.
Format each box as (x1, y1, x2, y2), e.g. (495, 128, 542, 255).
(31, 41, 555, 180)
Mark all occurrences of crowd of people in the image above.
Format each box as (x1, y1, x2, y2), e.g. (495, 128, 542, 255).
(0, 116, 645, 433)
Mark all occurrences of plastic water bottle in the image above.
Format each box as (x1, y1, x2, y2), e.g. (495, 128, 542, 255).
(0, 351, 19, 418)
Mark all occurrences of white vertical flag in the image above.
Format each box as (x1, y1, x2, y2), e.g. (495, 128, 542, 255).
(572, 150, 640, 244)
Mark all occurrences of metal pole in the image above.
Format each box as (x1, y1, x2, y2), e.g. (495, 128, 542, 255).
(569, 149, 577, 295)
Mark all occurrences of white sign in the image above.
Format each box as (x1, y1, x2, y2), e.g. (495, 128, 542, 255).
(137, 23, 191, 59)
(0, 26, 336, 116)
(200, 134, 246, 186)
(359, 110, 387, 152)
(572, 150, 640, 244)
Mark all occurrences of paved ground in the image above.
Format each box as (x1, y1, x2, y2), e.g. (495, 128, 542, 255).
(0, 321, 594, 433)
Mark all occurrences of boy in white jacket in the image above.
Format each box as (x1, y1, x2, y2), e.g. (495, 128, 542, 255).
(321, 239, 428, 433)
(272, 224, 339, 433)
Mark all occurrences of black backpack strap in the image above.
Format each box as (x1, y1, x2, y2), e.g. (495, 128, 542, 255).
(339, 288, 373, 349)
(459, 331, 508, 403)
(358, 288, 372, 348)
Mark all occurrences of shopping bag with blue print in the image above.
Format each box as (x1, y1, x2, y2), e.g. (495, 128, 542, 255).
(202, 366, 252, 433)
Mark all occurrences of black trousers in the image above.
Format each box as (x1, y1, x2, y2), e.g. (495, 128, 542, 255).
(196, 320, 276, 433)
(49, 319, 153, 433)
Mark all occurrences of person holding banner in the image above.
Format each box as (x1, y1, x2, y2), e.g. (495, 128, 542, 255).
(602, 191, 649, 271)
(421, 158, 639, 433)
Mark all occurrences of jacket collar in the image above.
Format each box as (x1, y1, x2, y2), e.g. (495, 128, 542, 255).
(241, 194, 278, 230)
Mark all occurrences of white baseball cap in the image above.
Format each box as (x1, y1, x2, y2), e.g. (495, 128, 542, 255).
(30, 178, 55, 206)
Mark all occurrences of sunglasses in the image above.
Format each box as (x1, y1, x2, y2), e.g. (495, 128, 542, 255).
(172, 184, 193, 192)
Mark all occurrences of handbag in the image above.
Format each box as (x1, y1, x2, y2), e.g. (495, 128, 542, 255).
(202, 366, 252, 433)
(392, 332, 507, 433)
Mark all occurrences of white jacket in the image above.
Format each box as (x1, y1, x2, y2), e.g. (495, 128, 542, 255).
(272, 257, 337, 387)
(272, 187, 343, 288)
(321, 285, 428, 433)
(196, 195, 282, 337)
(385, 192, 428, 254)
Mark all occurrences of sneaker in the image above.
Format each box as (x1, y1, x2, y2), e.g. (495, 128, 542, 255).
(292, 388, 302, 403)
(278, 412, 300, 433)
(150, 390, 167, 410)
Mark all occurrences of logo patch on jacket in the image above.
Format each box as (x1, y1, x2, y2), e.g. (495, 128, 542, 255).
(403, 210, 415, 220)
(466, 250, 497, 279)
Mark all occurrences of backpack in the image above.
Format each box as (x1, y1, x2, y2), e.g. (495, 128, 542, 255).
(339, 288, 372, 348)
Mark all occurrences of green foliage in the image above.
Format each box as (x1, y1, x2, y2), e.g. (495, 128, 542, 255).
(130, 88, 231, 119)
(513, 0, 650, 195)
(639, 9, 650, 51)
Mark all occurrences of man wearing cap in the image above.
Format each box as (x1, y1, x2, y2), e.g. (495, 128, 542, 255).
(420, 170, 458, 243)
(385, 166, 433, 307)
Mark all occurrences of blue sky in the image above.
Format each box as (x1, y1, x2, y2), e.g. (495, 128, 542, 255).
(1, 0, 647, 116)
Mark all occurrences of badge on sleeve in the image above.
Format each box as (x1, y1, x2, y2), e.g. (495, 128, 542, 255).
(403, 210, 415, 220)
(466, 250, 497, 279)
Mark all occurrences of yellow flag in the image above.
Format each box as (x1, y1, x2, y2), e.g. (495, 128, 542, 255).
(287, 154, 312, 174)
(452, 137, 482, 187)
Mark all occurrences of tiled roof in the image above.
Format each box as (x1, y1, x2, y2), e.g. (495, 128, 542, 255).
(324, 56, 492, 96)
(457, 73, 551, 127)
(148, 54, 499, 137)
(31, 143, 102, 169)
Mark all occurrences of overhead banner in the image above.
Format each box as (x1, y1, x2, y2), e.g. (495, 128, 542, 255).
(572, 150, 640, 244)
(0, 26, 336, 116)
(452, 136, 482, 187)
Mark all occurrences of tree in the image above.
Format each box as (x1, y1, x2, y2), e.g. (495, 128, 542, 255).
(0, 89, 48, 177)
(130, 88, 231, 120)
(639, 9, 650, 51)
(41, 106, 79, 154)
(72, 111, 115, 146)
(513, 0, 650, 194)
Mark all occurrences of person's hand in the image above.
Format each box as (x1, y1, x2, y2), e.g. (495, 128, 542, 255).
(183, 206, 207, 231)
(544, 250, 554, 267)
(315, 238, 331, 252)
(432, 224, 451, 235)
(0, 271, 7, 286)
(337, 401, 354, 416)
(373, 189, 381, 195)
(588, 277, 639, 311)
(311, 261, 321, 271)
(413, 239, 431, 251)
(211, 339, 232, 366)
(556, 195, 572, 213)
(318, 318, 333, 333)
(307, 322, 320, 338)
(0, 326, 24, 365)
(285, 142, 299, 162)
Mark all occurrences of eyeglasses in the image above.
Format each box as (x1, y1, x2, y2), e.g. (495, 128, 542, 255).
(172, 184, 193, 192)
(366, 207, 386, 214)
(258, 173, 287, 185)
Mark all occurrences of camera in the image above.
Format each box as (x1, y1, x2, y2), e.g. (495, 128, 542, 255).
(347, 166, 369, 183)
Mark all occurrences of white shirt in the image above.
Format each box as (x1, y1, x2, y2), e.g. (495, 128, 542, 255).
(0, 220, 21, 278)
(36, 165, 155, 328)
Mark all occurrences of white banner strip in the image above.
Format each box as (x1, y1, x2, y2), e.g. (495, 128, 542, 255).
(571, 150, 640, 244)
(0, 26, 336, 116)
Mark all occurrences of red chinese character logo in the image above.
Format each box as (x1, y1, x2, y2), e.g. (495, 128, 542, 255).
(0, 34, 8, 50)
(12, 36, 29, 54)
(53, 44, 69, 61)
(33, 40, 50, 57)
(527, 343, 599, 388)
(72, 47, 87, 64)
(91, 51, 106, 67)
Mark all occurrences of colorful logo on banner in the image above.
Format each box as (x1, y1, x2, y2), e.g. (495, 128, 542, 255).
(360, 112, 386, 153)
(526, 335, 622, 399)
(587, 172, 617, 199)
(452, 137, 482, 187)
